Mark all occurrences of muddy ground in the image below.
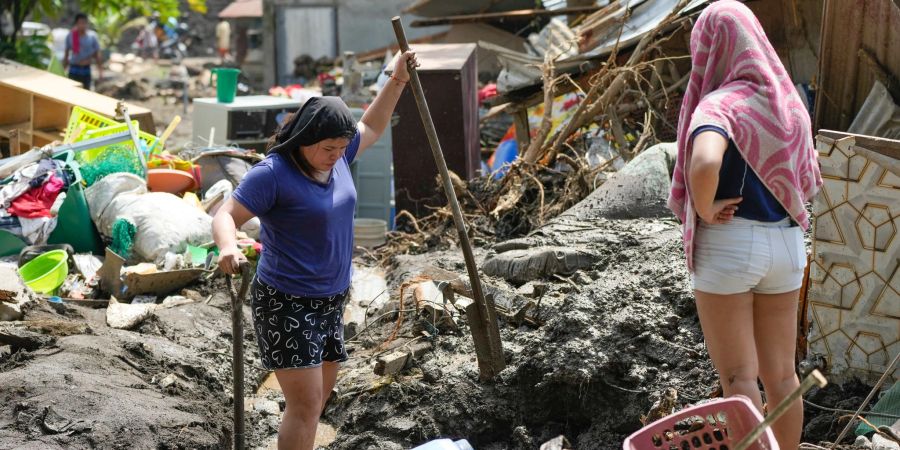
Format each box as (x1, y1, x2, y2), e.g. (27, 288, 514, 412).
(329, 217, 718, 449)
(0, 137, 880, 449)
(0, 207, 874, 449)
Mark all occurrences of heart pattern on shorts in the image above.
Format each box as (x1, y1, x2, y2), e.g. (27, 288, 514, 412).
(250, 277, 350, 369)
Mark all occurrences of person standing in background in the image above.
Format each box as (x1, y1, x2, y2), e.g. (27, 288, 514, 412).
(63, 13, 103, 90)
(137, 14, 159, 63)
(216, 19, 231, 63)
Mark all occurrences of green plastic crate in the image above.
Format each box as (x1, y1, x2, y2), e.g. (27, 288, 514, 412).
(64, 106, 158, 163)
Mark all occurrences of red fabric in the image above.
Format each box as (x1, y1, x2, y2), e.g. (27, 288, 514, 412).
(478, 83, 498, 105)
(8, 175, 65, 219)
(71, 28, 81, 55)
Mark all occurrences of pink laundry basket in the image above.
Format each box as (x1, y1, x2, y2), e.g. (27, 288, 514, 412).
(623, 396, 779, 450)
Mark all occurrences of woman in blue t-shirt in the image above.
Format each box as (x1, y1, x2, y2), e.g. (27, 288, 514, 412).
(212, 51, 416, 450)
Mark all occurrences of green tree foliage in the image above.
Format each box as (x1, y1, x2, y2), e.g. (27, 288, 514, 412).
(0, 0, 206, 63)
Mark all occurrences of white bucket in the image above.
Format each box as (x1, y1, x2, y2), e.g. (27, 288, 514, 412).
(353, 218, 387, 248)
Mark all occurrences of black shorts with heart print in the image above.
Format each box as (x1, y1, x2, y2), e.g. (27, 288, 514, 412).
(250, 277, 350, 370)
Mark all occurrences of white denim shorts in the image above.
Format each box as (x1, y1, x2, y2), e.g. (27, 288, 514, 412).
(692, 217, 806, 295)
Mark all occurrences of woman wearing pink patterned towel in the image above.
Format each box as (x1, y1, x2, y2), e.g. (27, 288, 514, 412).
(667, 1, 822, 448)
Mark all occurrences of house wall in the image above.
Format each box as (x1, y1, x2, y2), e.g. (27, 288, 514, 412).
(262, 0, 447, 87)
(814, 0, 900, 131)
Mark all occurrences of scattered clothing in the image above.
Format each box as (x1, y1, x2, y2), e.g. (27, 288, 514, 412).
(0, 159, 60, 209)
(18, 216, 58, 246)
(0, 214, 22, 236)
(250, 276, 349, 370)
(8, 174, 66, 218)
(0, 160, 68, 245)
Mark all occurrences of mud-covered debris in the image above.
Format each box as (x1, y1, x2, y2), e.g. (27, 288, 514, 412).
(873, 434, 900, 450)
(0, 265, 27, 302)
(0, 324, 56, 352)
(154, 373, 178, 389)
(106, 297, 156, 329)
(540, 435, 572, 450)
(856, 435, 874, 449)
(161, 295, 193, 308)
(641, 387, 678, 425)
(253, 398, 281, 416)
(374, 340, 433, 376)
(41, 405, 92, 435)
(483, 246, 597, 284)
(0, 266, 33, 321)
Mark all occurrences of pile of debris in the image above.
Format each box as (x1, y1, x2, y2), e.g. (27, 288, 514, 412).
(376, 1, 697, 264)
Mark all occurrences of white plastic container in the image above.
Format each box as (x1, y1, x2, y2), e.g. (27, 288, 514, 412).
(353, 218, 387, 248)
(411, 439, 474, 450)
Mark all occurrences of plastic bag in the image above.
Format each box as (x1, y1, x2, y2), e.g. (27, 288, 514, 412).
(85, 174, 213, 263)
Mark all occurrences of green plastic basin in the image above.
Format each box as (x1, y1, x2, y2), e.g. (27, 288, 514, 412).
(18, 249, 69, 294)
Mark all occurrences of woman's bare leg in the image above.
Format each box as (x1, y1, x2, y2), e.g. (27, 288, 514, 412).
(321, 361, 340, 411)
(754, 289, 802, 449)
(275, 367, 323, 450)
(694, 290, 764, 411)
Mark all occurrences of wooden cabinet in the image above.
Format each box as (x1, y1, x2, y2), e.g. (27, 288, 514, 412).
(0, 59, 154, 156)
(390, 43, 479, 218)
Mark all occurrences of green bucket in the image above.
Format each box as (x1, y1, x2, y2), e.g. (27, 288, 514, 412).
(18, 249, 69, 294)
(211, 68, 241, 103)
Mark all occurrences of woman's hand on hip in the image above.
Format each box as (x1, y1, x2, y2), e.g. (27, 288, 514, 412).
(698, 197, 742, 224)
(218, 246, 247, 275)
(393, 50, 418, 82)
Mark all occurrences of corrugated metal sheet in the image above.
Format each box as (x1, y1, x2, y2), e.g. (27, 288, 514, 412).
(848, 80, 900, 140)
(814, 0, 900, 131)
(274, 6, 336, 84)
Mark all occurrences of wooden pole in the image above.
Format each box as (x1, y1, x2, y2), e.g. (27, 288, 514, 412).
(8, 130, 20, 156)
(391, 17, 505, 380)
(512, 108, 531, 155)
(734, 370, 828, 450)
(830, 352, 900, 449)
(227, 263, 251, 450)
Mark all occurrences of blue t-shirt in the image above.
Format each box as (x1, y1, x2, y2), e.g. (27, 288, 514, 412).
(233, 132, 361, 297)
(66, 31, 100, 66)
(692, 125, 787, 222)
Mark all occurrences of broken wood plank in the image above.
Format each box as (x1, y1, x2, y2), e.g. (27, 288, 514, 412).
(859, 48, 900, 103)
(374, 340, 433, 376)
(410, 6, 604, 27)
(423, 266, 543, 327)
(512, 107, 531, 156)
(9, 129, 20, 156)
(818, 129, 900, 161)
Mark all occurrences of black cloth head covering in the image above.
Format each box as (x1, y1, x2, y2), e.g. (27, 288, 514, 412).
(266, 96, 357, 156)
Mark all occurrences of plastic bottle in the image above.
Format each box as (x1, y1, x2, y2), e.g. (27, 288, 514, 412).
(411, 439, 474, 450)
